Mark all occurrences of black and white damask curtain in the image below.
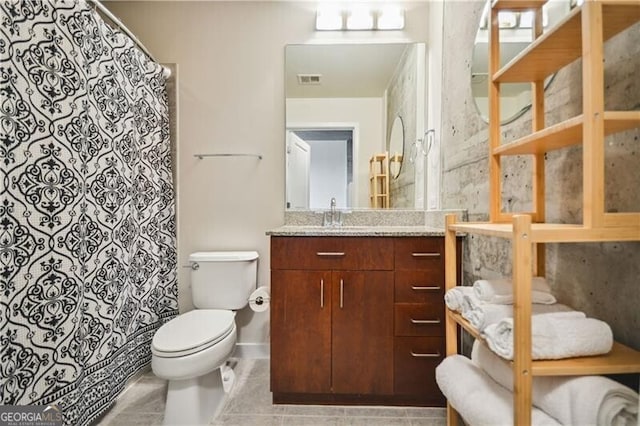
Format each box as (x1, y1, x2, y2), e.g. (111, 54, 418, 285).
(1, 1, 178, 424)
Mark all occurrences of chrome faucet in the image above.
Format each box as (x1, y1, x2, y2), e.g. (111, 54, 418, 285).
(323, 197, 342, 227)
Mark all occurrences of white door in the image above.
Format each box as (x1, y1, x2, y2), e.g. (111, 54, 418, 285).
(286, 132, 311, 209)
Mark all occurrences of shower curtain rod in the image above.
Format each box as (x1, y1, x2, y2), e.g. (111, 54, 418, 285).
(88, 0, 170, 77)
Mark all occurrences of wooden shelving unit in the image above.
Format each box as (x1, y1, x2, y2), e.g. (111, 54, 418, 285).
(369, 152, 390, 208)
(444, 1, 640, 425)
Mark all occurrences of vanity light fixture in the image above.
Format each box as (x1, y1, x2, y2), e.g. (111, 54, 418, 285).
(346, 6, 374, 30)
(377, 7, 405, 30)
(315, 6, 405, 31)
(480, 7, 549, 31)
(518, 11, 534, 28)
(497, 11, 517, 28)
(316, 6, 343, 31)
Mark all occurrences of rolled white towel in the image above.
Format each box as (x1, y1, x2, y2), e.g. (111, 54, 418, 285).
(472, 340, 639, 426)
(484, 313, 613, 360)
(435, 355, 562, 426)
(444, 286, 475, 312)
(473, 276, 556, 305)
(462, 302, 582, 332)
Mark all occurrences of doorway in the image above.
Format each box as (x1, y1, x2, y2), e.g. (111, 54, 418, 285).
(285, 128, 354, 210)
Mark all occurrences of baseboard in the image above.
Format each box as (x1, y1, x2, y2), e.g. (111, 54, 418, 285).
(234, 343, 270, 359)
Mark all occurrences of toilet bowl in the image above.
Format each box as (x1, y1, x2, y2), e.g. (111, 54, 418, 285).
(152, 310, 237, 425)
(151, 251, 259, 425)
(152, 310, 236, 380)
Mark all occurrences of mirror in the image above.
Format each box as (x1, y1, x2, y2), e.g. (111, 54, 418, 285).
(388, 116, 404, 179)
(285, 43, 426, 210)
(471, 0, 570, 124)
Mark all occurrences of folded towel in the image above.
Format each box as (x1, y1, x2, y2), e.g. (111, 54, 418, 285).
(435, 355, 562, 426)
(484, 313, 613, 360)
(473, 277, 556, 305)
(472, 340, 639, 426)
(444, 286, 475, 312)
(462, 302, 582, 332)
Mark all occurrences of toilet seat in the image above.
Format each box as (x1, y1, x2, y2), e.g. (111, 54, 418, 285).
(152, 309, 235, 358)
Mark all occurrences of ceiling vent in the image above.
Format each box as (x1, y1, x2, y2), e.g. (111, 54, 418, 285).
(297, 74, 322, 85)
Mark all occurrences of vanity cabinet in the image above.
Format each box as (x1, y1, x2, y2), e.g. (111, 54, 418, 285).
(270, 237, 394, 398)
(270, 235, 461, 406)
(393, 238, 460, 405)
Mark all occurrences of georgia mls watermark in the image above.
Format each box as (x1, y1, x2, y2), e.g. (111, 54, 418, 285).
(0, 405, 63, 426)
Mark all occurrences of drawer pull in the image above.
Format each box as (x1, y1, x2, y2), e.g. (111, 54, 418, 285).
(320, 279, 324, 308)
(340, 279, 344, 309)
(410, 318, 441, 325)
(316, 252, 345, 257)
(411, 252, 441, 258)
(411, 285, 441, 291)
(410, 351, 441, 358)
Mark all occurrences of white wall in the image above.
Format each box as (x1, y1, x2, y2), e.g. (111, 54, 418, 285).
(104, 1, 430, 348)
(308, 140, 348, 209)
(287, 97, 385, 208)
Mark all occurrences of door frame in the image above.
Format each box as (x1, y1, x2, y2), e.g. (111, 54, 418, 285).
(286, 122, 359, 209)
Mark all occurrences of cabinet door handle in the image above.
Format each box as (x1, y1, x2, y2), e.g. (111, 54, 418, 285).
(411, 252, 441, 258)
(320, 279, 324, 308)
(411, 285, 441, 291)
(410, 318, 441, 325)
(410, 351, 441, 358)
(340, 279, 344, 309)
(316, 252, 345, 257)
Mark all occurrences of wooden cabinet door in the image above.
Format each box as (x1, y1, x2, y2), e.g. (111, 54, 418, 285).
(331, 271, 394, 395)
(271, 270, 332, 394)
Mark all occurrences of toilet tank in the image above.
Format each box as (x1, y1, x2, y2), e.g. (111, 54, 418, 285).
(189, 251, 259, 309)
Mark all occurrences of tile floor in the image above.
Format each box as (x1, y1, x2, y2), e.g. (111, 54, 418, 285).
(96, 359, 446, 426)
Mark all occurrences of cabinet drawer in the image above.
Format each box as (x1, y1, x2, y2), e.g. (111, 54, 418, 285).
(394, 238, 444, 271)
(395, 270, 444, 303)
(394, 303, 444, 336)
(271, 237, 393, 270)
(394, 336, 445, 404)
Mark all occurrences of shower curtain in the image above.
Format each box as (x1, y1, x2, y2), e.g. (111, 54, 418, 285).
(0, 1, 178, 424)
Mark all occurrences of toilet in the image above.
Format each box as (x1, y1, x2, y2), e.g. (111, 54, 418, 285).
(151, 251, 259, 425)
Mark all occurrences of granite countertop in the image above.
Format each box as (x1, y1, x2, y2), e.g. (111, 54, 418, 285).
(265, 225, 448, 237)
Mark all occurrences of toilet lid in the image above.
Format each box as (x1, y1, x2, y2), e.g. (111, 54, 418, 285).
(152, 310, 235, 357)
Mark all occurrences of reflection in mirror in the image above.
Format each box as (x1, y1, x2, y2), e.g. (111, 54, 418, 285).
(388, 116, 404, 179)
(285, 43, 426, 210)
(286, 129, 352, 210)
(471, 0, 570, 124)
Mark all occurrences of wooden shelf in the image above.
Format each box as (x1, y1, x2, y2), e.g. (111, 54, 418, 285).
(492, 111, 640, 156)
(533, 342, 640, 376)
(445, 3, 640, 425)
(491, 0, 547, 11)
(447, 311, 640, 376)
(448, 221, 640, 242)
(494, 3, 640, 83)
(369, 152, 389, 208)
(447, 310, 482, 340)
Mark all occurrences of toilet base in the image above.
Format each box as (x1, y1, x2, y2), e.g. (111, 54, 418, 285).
(163, 366, 233, 425)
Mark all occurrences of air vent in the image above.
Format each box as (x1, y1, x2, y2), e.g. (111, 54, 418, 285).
(297, 74, 322, 85)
